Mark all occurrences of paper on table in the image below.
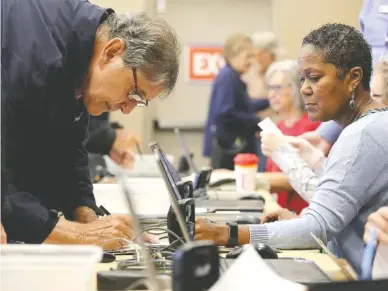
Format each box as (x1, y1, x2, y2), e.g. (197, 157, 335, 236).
(210, 245, 306, 291)
(372, 243, 388, 279)
(258, 117, 284, 135)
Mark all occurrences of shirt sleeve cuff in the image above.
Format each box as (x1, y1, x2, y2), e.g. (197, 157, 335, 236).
(248, 224, 269, 244)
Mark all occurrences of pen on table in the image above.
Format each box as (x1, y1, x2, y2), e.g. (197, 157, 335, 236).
(99, 205, 111, 216)
(135, 142, 143, 160)
(360, 227, 377, 280)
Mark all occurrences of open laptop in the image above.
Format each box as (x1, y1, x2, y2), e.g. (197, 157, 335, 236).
(150, 141, 264, 213)
(153, 144, 331, 284)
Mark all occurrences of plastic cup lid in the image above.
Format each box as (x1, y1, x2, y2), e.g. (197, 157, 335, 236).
(233, 153, 259, 165)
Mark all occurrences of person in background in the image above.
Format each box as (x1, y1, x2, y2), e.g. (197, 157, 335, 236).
(371, 60, 388, 106)
(203, 33, 269, 170)
(359, 0, 388, 66)
(262, 60, 321, 214)
(364, 207, 388, 244)
(2, 0, 180, 248)
(242, 32, 286, 99)
(87, 113, 139, 169)
(242, 32, 286, 171)
(196, 23, 388, 275)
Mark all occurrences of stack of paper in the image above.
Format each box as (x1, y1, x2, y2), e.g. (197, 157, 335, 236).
(210, 245, 306, 291)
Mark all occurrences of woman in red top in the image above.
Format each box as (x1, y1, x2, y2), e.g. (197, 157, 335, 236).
(265, 60, 321, 214)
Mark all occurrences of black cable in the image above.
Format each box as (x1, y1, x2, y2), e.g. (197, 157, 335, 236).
(159, 238, 184, 252)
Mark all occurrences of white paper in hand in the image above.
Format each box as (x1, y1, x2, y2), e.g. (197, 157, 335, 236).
(210, 245, 306, 291)
(373, 243, 388, 279)
(258, 118, 283, 135)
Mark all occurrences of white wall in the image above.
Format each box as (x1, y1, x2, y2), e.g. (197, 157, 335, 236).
(155, 0, 272, 129)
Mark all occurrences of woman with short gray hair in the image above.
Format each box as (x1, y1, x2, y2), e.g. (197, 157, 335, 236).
(262, 60, 321, 214)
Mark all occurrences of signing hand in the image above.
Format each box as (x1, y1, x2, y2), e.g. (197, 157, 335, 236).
(364, 207, 388, 245)
(261, 208, 298, 223)
(76, 214, 156, 251)
(73, 206, 98, 223)
(195, 218, 229, 246)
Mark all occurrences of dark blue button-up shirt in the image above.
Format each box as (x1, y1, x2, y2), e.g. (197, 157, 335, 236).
(203, 64, 268, 157)
(1, 0, 111, 243)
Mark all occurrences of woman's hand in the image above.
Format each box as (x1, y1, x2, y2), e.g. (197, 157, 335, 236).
(195, 218, 229, 246)
(364, 207, 388, 245)
(261, 208, 298, 223)
(287, 136, 325, 170)
(260, 132, 288, 157)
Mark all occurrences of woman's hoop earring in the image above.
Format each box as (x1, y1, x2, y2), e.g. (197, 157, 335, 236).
(349, 92, 356, 110)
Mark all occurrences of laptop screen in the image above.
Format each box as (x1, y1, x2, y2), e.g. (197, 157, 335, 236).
(150, 141, 194, 241)
(149, 141, 181, 184)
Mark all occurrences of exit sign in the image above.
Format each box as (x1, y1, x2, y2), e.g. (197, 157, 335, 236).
(188, 45, 225, 82)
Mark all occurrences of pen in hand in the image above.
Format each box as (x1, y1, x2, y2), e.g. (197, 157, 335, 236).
(99, 205, 111, 216)
(360, 227, 377, 280)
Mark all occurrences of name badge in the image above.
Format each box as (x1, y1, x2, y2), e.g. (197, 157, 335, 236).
(379, 5, 388, 14)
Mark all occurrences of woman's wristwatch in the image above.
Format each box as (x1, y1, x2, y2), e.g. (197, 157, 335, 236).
(226, 222, 238, 247)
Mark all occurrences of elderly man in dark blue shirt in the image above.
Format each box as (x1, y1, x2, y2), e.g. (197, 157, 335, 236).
(203, 33, 268, 169)
(1, 0, 180, 248)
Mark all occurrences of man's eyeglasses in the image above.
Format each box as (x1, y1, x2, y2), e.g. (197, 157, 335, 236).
(128, 67, 148, 107)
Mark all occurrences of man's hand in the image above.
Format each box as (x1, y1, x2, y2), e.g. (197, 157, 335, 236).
(364, 207, 388, 245)
(45, 214, 157, 251)
(110, 130, 139, 169)
(110, 148, 136, 169)
(195, 218, 229, 246)
(73, 206, 98, 223)
(1, 222, 7, 244)
(113, 129, 141, 151)
(261, 208, 298, 223)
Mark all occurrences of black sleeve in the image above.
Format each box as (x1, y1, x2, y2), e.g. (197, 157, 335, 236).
(62, 114, 102, 219)
(86, 113, 116, 155)
(1, 173, 60, 243)
(216, 74, 260, 134)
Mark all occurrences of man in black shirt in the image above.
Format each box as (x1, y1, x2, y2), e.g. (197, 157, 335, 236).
(1, 0, 180, 249)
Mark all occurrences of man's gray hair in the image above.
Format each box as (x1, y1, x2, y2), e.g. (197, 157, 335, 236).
(100, 12, 181, 96)
(266, 60, 304, 111)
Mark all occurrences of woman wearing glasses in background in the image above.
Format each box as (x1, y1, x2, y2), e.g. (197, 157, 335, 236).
(262, 60, 320, 214)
